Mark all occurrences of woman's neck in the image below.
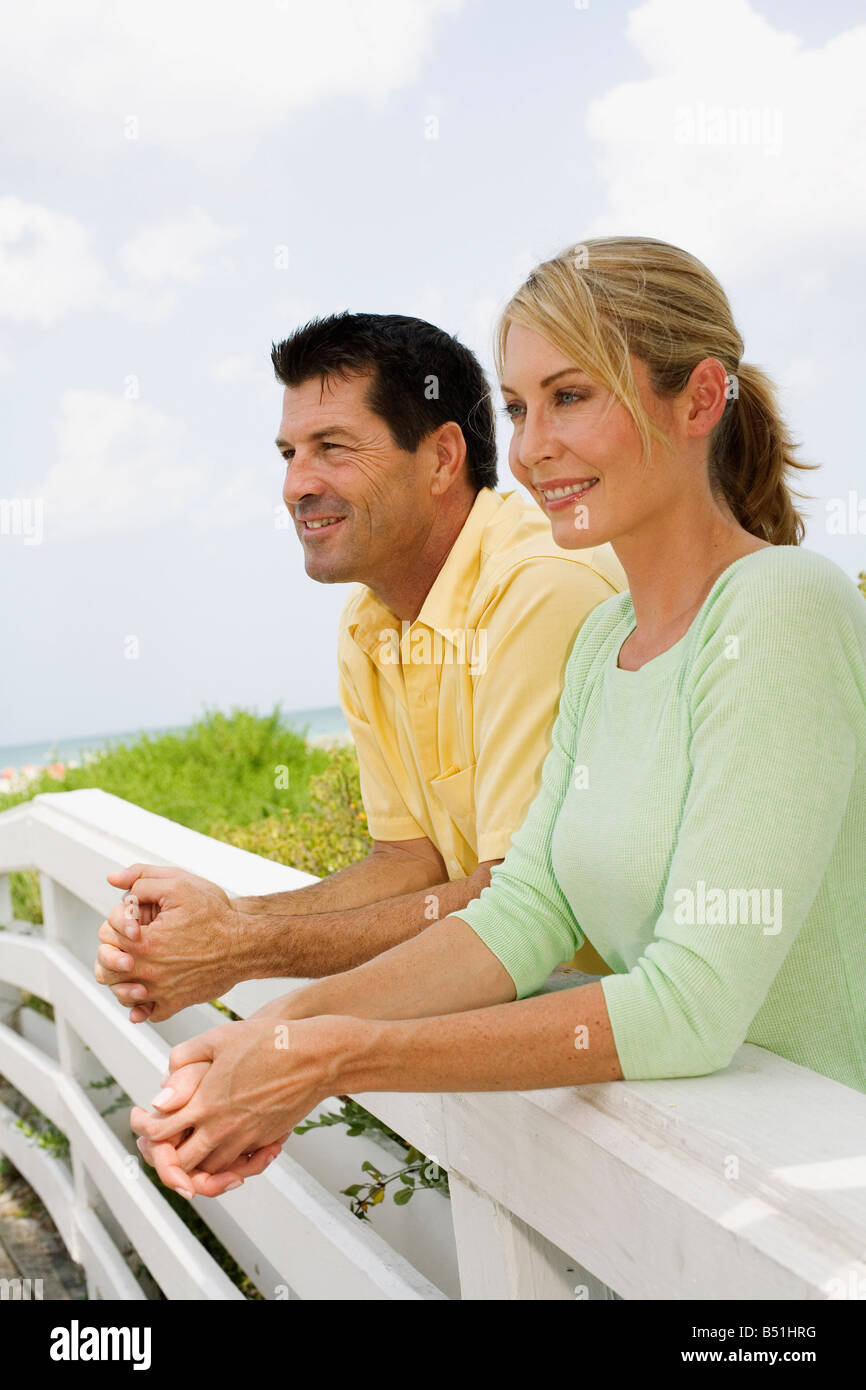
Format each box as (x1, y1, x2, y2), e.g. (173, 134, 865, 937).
(612, 504, 771, 660)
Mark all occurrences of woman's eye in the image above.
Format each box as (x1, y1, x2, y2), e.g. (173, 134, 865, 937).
(557, 389, 588, 405)
(500, 402, 524, 421)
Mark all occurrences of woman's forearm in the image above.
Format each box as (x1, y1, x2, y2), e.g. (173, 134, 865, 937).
(256, 915, 518, 1023)
(334, 980, 624, 1094)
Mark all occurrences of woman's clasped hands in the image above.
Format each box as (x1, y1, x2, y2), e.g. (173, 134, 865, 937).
(130, 1013, 349, 1200)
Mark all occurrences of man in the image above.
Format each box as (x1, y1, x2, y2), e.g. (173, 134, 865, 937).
(95, 313, 624, 1025)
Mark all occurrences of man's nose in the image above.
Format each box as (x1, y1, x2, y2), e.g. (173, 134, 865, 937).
(282, 452, 324, 508)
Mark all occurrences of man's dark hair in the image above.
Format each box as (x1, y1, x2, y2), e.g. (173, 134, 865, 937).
(271, 312, 498, 491)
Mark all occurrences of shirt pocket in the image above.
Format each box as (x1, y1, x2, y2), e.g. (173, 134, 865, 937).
(429, 764, 477, 845)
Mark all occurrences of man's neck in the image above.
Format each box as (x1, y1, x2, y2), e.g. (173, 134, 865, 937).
(368, 489, 480, 621)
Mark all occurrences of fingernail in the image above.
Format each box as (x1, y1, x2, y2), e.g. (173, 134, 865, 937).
(150, 1089, 174, 1109)
(135, 1137, 146, 1153)
(224, 1180, 243, 1192)
(176, 1186, 194, 1201)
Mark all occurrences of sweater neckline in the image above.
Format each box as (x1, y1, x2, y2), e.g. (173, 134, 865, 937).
(608, 547, 775, 685)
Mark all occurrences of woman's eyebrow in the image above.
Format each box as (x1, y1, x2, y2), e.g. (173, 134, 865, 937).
(500, 367, 589, 394)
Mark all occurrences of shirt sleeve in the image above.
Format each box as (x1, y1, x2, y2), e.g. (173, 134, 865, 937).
(471, 556, 619, 863)
(452, 615, 601, 983)
(601, 555, 865, 1080)
(337, 619, 425, 844)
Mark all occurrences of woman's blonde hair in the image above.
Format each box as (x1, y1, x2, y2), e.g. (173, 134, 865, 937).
(495, 236, 813, 545)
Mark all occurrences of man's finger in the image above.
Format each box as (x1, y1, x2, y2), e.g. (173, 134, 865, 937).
(128, 876, 176, 909)
(129, 1003, 155, 1024)
(97, 942, 136, 975)
(107, 864, 175, 889)
(110, 983, 150, 1006)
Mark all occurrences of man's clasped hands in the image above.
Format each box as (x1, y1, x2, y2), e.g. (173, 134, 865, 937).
(97, 864, 348, 1201)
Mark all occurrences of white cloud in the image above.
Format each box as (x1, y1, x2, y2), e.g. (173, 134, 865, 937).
(118, 207, 242, 285)
(0, 198, 242, 326)
(585, 0, 866, 274)
(0, 197, 111, 326)
(32, 391, 209, 538)
(0, 0, 464, 155)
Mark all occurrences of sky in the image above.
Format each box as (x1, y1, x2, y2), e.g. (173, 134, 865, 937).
(1, 0, 864, 747)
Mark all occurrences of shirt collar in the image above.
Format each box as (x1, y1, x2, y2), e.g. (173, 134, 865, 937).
(347, 487, 502, 663)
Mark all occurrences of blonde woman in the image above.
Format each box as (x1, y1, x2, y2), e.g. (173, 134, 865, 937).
(133, 238, 866, 1198)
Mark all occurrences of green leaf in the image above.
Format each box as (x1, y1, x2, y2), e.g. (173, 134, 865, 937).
(393, 1188, 414, 1205)
(341, 1184, 363, 1197)
(398, 1172, 415, 1186)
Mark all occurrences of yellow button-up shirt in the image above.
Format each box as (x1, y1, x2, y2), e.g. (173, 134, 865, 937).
(337, 488, 626, 917)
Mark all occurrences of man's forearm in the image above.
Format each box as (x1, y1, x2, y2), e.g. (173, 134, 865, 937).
(231, 842, 443, 918)
(237, 865, 497, 980)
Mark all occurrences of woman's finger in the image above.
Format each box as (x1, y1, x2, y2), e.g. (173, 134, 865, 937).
(137, 1135, 196, 1200)
(168, 1029, 219, 1073)
(148, 1062, 210, 1112)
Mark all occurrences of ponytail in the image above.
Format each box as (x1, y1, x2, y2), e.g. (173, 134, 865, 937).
(710, 362, 814, 546)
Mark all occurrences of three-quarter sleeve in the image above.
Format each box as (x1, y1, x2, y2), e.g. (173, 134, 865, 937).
(601, 557, 865, 1080)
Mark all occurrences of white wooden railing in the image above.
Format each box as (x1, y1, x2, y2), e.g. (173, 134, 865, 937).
(1, 788, 865, 1301)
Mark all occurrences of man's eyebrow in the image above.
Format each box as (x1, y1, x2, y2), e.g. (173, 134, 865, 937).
(274, 425, 357, 449)
(500, 367, 590, 394)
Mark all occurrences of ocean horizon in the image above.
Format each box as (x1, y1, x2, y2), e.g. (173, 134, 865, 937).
(0, 704, 350, 773)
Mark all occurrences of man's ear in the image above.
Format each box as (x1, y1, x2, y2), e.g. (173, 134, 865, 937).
(429, 421, 468, 496)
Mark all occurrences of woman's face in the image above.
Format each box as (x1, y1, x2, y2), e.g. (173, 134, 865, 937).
(500, 322, 679, 552)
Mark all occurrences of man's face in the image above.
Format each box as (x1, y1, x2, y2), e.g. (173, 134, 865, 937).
(276, 370, 431, 586)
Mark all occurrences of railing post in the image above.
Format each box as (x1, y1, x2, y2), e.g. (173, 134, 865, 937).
(38, 871, 104, 1289)
(0, 873, 12, 928)
(449, 1172, 617, 1300)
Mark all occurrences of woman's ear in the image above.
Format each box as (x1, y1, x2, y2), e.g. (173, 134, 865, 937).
(683, 358, 729, 439)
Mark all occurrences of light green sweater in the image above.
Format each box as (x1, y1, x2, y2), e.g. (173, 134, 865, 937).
(454, 547, 866, 1094)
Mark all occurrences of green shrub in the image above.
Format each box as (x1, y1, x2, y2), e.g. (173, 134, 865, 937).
(0, 706, 329, 832)
(210, 743, 371, 877)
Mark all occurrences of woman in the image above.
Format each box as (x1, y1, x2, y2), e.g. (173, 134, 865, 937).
(133, 237, 866, 1199)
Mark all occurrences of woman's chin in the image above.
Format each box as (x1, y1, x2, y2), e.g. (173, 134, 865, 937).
(548, 512, 602, 550)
